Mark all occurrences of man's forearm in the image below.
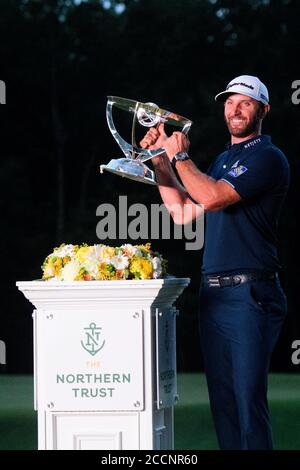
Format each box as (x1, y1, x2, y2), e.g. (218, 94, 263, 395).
(152, 155, 189, 206)
(172, 158, 241, 211)
(152, 155, 200, 223)
(175, 159, 218, 203)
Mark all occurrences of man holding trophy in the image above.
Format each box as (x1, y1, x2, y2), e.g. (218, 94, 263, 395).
(139, 75, 290, 450)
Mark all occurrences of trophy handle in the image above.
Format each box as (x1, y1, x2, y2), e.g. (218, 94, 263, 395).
(106, 100, 132, 158)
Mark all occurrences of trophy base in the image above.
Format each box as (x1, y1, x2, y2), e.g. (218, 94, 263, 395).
(100, 158, 157, 185)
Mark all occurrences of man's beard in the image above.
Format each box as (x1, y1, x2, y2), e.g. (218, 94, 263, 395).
(225, 111, 261, 138)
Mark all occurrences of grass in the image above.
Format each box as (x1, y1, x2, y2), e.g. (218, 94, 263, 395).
(0, 373, 299, 450)
(0, 375, 37, 450)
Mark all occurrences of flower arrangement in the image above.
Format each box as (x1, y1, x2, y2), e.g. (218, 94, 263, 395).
(41, 243, 167, 281)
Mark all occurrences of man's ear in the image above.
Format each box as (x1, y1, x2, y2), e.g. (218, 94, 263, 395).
(262, 104, 270, 119)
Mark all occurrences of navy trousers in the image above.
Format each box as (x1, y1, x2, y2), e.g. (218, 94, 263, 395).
(199, 277, 287, 450)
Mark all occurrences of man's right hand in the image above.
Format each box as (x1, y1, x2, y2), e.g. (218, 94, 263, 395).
(140, 123, 167, 151)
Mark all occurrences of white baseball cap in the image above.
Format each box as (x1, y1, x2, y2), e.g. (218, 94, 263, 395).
(215, 75, 269, 105)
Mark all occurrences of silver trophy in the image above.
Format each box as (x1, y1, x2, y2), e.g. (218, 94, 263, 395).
(100, 96, 192, 185)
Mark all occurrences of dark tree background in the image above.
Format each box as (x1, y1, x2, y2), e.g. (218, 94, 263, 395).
(0, 0, 299, 373)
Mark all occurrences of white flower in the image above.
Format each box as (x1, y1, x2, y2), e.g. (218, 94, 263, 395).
(53, 244, 77, 258)
(93, 244, 105, 259)
(121, 244, 142, 257)
(43, 264, 56, 279)
(81, 249, 101, 279)
(98, 245, 115, 263)
(152, 256, 162, 279)
(111, 254, 129, 270)
(60, 260, 81, 281)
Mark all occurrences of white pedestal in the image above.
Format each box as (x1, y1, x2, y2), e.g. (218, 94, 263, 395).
(16, 278, 190, 450)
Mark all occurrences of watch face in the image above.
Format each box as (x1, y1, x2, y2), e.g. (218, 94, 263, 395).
(176, 152, 189, 161)
(172, 152, 189, 167)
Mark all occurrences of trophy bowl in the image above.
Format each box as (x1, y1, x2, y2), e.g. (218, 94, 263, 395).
(100, 96, 192, 185)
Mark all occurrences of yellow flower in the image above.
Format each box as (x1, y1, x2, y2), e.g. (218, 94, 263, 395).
(136, 243, 151, 253)
(42, 256, 64, 279)
(76, 246, 92, 264)
(99, 246, 115, 262)
(97, 262, 115, 280)
(52, 257, 63, 275)
(129, 257, 153, 280)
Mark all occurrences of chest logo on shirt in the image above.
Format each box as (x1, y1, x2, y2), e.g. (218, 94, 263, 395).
(228, 164, 248, 177)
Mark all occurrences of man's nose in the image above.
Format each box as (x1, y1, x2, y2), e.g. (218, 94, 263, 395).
(232, 103, 242, 115)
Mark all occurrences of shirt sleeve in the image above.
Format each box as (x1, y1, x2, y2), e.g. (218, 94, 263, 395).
(220, 148, 288, 200)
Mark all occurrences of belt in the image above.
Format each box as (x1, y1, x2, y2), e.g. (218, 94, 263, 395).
(203, 271, 277, 288)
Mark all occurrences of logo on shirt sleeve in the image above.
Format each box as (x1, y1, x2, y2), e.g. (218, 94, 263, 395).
(228, 164, 248, 177)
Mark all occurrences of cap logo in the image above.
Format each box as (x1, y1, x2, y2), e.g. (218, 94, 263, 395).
(226, 81, 254, 91)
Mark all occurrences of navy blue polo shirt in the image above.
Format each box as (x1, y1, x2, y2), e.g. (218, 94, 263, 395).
(202, 134, 290, 275)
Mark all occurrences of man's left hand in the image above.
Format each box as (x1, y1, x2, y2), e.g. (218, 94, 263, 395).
(164, 131, 190, 161)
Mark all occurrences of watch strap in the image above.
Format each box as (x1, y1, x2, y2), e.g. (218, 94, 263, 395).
(171, 151, 190, 168)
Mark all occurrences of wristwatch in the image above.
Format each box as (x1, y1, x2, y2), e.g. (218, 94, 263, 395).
(171, 151, 190, 168)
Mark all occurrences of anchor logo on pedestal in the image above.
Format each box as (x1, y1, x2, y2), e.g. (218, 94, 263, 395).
(81, 322, 105, 356)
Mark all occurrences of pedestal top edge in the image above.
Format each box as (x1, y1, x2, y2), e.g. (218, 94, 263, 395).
(16, 277, 190, 290)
